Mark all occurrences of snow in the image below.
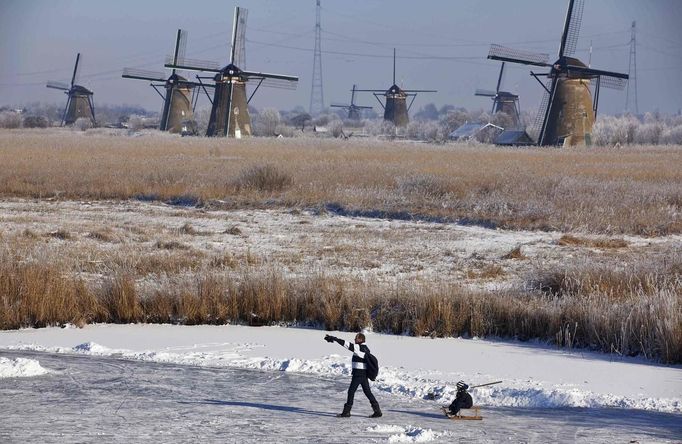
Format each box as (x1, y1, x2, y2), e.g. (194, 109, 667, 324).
(1, 324, 680, 414)
(0, 356, 50, 378)
(368, 425, 448, 443)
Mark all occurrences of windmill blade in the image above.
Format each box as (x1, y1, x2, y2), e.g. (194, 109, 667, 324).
(172, 29, 188, 67)
(122, 68, 167, 82)
(402, 89, 437, 93)
(46, 81, 70, 91)
(495, 62, 506, 93)
(565, 65, 629, 86)
(353, 89, 386, 93)
(475, 89, 497, 97)
(250, 76, 298, 90)
(352, 105, 373, 110)
(559, 0, 585, 57)
(71, 53, 81, 87)
(528, 79, 553, 143)
(488, 44, 550, 67)
(230, 7, 248, 67)
(165, 56, 222, 73)
(598, 75, 628, 90)
(242, 70, 298, 82)
(330, 103, 350, 108)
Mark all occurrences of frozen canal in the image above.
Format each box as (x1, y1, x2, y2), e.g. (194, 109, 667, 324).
(0, 351, 680, 443)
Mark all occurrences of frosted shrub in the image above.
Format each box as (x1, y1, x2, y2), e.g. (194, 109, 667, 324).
(254, 108, 280, 137)
(365, 119, 396, 137)
(0, 111, 22, 129)
(328, 119, 344, 138)
(73, 118, 93, 131)
(592, 115, 639, 146)
(22, 115, 48, 128)
(661, 125, 682, 145)
(634, 123, 664, 145)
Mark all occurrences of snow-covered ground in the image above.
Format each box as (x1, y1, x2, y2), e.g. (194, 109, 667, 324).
(1, 325, 681, 442)
(1, 324, 680, 413)
(1, 198, 678, 291)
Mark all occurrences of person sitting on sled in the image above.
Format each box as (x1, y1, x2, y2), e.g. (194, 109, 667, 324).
(448, 381, 473, 416)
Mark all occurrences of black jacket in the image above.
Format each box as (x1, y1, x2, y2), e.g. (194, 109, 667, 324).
(334, 338, 370, 376)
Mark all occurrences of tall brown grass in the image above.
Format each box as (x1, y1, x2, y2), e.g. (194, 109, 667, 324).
(1, 253, 679, 363)
(0, 131, 680, 235)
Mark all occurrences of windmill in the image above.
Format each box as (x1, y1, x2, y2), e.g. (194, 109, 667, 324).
(488, 0, 628, 146)
(330, 85, 372, 120)
(165, 7, 298, 137)
(356, 49, 436, 127)
(475, 62, 521, 128)
(123, 30, 207, 134)
(46, 53, 96, 126)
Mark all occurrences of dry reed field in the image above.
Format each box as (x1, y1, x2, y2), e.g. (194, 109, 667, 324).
(0, 129, 681, 235)
(0, 129, 680, 363)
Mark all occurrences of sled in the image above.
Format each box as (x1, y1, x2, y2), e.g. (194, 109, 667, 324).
(441, 406, 482, 421)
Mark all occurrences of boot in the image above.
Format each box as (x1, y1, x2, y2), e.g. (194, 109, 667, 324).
(336, 403, 351, 418)
(369, 401, 382, 418)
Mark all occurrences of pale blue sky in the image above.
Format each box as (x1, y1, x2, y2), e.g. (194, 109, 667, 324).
(1, 0, 680, 115)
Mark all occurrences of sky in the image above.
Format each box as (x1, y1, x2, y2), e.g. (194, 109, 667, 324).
(1, 0, 681, 116)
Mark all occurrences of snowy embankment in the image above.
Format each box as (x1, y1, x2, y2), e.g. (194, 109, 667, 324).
(0, 356, 50, 378)
(1, 324, 680, 414)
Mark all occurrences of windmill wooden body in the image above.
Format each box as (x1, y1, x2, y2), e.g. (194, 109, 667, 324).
(123, 30, 207, 134)
(46, 53, 96, 126)
(488, 0, 628, 146)
(165, 7, 298, 137)
(356, 49, 436, 127)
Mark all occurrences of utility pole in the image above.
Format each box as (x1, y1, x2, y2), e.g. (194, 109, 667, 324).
(309, 0, 324, 115)
(625, 21, 639, 115)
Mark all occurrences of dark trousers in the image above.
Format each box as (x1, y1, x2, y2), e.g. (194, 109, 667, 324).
(346, 374, 377, 406)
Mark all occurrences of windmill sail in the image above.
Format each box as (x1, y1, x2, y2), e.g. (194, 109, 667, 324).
(122, 68, 167, 82)
(559, 0, 585, 57)
(230, 7, 248, 68)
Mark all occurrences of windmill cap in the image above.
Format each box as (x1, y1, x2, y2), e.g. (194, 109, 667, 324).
(71, 85, 93, 95)
(386, 84, 405, 95)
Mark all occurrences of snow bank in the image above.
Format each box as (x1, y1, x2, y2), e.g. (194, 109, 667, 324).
(1, 325, 680, 414)
(0, 357, 50, 378)
(367, 424, 449, 443)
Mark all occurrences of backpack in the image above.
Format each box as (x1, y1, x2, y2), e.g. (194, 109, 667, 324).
(365, 352, 379, 381)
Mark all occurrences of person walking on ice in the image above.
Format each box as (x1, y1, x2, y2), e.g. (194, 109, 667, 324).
(324, 332, 382, 418)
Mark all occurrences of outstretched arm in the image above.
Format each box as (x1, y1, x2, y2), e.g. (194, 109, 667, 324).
(325, 335, 365, 358)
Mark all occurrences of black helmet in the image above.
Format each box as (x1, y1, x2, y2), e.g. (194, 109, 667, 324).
(456, 381, 469, 391)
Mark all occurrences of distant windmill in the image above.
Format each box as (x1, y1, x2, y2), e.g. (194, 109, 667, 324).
(356, 49, 436, 127)
(165, 6, 298, 137)
(475, 62, 521, 128)
(123, 30, 207, 134)
(46, 53, 96, 126)
(488, 0, 628, 146)
(330, 85, 372, 120)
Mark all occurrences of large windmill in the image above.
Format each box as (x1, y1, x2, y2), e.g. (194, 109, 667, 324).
(46, 53, 96, 126)
(330, 85, 372, 120)
(356, 49, 436, 127)
(123, 30, 207, 134)
(165, 7, 298, 137)
(475, 62, 521, 128)
(488, 0, 628, 146)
